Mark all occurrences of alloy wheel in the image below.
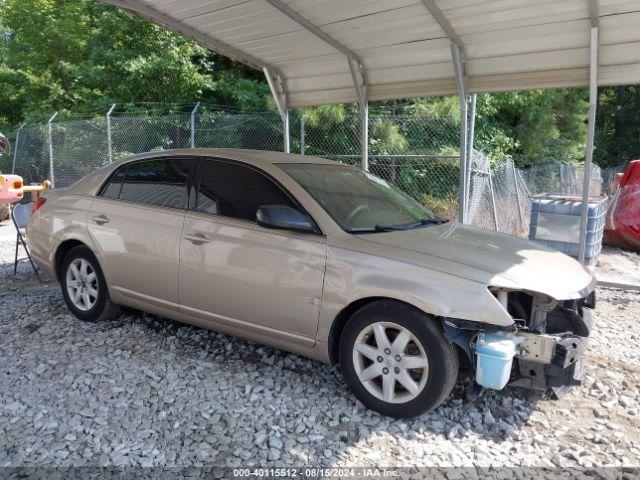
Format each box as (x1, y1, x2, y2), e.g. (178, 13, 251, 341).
(65, 258, 99, 311)
(352, 321, 429, 404)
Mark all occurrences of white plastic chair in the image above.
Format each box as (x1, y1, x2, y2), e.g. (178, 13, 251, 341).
(12, 202, 40, 279)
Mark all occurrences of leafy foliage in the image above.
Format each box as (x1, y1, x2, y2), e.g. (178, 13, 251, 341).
(0, 0, 270, 125)
(595, 86, 640, 167)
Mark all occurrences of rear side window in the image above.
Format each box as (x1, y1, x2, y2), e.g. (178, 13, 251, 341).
(196, 159, 295, 222)
(101, 158, 193, 209)
(101, 169, 125, 199)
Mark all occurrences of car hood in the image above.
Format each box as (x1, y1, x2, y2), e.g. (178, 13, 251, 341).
(348, 222, 596, 300)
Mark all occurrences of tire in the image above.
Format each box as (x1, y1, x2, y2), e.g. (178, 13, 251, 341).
(339, 300, 458, 418)
(60, 245, 119, 322)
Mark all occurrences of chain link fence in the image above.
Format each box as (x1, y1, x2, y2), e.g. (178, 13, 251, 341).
(11, 107, 465, 220)
(7, 105, 614, 239)
(518, 161, 604, 198)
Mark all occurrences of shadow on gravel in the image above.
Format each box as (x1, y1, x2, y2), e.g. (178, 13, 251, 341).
(121, 311, 546, 463)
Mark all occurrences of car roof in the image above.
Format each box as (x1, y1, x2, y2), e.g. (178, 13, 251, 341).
(66, 148, 349, 196)
(111, 148, 344, 167)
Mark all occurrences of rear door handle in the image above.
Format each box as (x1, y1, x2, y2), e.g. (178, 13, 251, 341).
(184, 232, 210, 245)
(92, 215, 110, 225)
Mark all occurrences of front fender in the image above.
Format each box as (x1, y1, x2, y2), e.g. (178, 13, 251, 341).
(317, 246, 513, 343)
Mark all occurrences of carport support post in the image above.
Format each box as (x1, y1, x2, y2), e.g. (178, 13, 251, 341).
(451, 44, 469, 224)
(264, 68, 290, 153)
(47, 112, 58, 187)
(578, 1, 599, 265)
(190, 102, 200, 148)
(11, 123, 25, 174)
(106, 103, 116, 163)
(348, 58, 368, 171)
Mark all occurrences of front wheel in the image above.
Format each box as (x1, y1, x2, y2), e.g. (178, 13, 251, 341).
(339, 301, 458, 418)
(60, 245, 119, 322)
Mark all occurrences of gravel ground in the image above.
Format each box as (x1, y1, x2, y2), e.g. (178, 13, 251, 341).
(597, 246, 640, 285)
(1, 221, 639, 470)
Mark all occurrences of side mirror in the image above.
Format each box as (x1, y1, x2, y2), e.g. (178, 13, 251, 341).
(256, 205, 315, 233)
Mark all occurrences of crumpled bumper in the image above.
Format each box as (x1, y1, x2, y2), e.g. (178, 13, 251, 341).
(512, 304, 594, 393)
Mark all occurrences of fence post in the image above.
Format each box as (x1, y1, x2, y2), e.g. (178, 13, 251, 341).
(489, 172, 499, 231)
(300, 117, 305, 155)
(283, 109, 290, 154)
(11, 123, 25, 174)
(106, 104, 116, 163)
(190, 102, 200, 148)
(47, 112, 58, 187)
(511, 159, 525, 231)
(467, 93, 476, 160)
(361, 101, 369, 171)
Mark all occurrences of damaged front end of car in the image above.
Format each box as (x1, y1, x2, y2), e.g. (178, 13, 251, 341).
(442, 285, 596, 397)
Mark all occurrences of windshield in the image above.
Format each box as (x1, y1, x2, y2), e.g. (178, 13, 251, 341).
(280, 163, 444, 233)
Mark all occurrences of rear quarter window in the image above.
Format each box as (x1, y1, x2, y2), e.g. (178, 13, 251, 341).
(100, 158, 194, 209)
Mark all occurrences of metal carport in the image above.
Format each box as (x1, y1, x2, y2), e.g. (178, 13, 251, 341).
(98, 0, 640, 263)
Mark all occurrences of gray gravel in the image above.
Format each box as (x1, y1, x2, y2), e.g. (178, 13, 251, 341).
(1, 222, 639, 468)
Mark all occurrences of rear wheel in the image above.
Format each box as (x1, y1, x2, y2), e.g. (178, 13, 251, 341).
(339, 301, 458, 418)
(60, 245, 119, 322)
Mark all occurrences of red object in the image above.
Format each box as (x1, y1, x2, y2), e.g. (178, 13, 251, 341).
(604, 160, 640, 250)
(32, 197, 47, 214)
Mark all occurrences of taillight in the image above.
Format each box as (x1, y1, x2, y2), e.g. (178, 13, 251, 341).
(13, 181, 22, 189)
(32, 197, 47, 214)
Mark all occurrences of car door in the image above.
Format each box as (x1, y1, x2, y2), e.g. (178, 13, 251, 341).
(88, 156, 194, 311)
(179, 158, 327, 344)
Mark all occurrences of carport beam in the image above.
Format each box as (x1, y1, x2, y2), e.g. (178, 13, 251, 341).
(578, 1, 599, 264)
(263, 0, 363, 66)
(421, 0, 466, 54)
(264, 0, 368, 165)
(100, 0, 285, 78)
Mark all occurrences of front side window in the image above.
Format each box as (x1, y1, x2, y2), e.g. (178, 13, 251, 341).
(280, 163, 441, 233)
(196, 159, 295, 222)
(100, 158, 193, 209)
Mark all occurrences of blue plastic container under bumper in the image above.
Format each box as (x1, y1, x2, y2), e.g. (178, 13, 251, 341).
(474, 333, 518, 390)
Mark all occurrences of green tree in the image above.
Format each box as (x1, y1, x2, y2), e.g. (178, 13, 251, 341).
(595, 85, 640, 167)
(0, 0, 270, 125)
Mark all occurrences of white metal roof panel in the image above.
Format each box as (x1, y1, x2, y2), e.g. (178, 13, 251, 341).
(100, 0, 640, 106)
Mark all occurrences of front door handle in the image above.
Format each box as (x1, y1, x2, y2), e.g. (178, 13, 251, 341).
(184, 232, 210, 245)
(92, 215, 110, 225)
